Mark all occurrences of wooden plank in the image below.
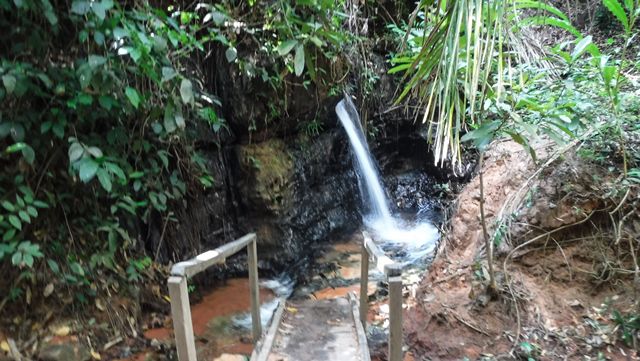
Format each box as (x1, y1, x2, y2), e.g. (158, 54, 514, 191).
(171, 233, 256, 277)
(359, 240, 370, 328)
(388, 275, 403, 361)
(247, 238, 262, 342)
(168, 276, 197, 361)
(349, 293, 372, 361)
(363, 233, 394, 274)
(251, 298, 286, 361)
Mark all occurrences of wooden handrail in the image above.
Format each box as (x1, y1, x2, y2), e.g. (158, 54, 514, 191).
(359, 231, 403, 361)
(168, 233, 262, 361)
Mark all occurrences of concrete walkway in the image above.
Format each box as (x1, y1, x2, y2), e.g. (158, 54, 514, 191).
(263, 297, 369, 361)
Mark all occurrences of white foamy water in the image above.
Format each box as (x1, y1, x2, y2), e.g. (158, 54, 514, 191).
(232, 275, 294, 330)
(337, 97, 439, 265)
(366, 217, 439, 265)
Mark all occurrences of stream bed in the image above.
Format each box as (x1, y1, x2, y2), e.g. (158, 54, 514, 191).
(124, 224, 435, 361)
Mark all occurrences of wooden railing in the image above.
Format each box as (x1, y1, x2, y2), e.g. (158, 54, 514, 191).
(168, 233, 261, 361)
(359, 231, 403, 361)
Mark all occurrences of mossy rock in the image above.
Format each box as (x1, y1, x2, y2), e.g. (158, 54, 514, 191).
(237, 139, 294, 214)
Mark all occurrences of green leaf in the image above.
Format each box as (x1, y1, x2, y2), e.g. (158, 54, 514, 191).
(96, 168, 112, 192)
(36, 73, 53, 88)
(41, 0, 58, 25)
(71, 0, 90, 15)
(47, 259, 60, 273)
(125, 87, 140, 109)
(79, 158, 99, 182)
(113, 27, 128, 40)
(225, 47, 237, 62)
(571, 36, 593, 62)
(26, 206, 37, 218)
(92, 1, 107, 20)
(70, 262, 85, 276)
(8, 215, 21, 230)
(88, 55, 106, 68)
(11, 252, 22, 266)
(180, 79, 194, 105)
(175, 111, 185, 129)
(294, 44, 305, 77)
(18, 210, 30, 224)
(2, 200, 15, 212)
(98, 95, 116, 110)
(306, 51, 317, 81)
(308, 36, 324, 47)
(164, 105, 177, 133)
(518, 16, 582, 37)
(514, 0, 570, 22)
(21, 144, 35, 164)
(104, 162, 126, 181)
(603, 0, 631, 33)
(129, 171, 144, 179)
(33, 200, 49, 209)
(93, 31, 104, 46)
(3, 228, 16, 241)
(461, 120, 502, 150)
(277, 39, 298, 56)
(68, 142, 84, 162)
(161, 67, 177, 82)
(78, 93, 93, 105)
(86, 146, 103, 158)
(203, 10, 225, 25)
(2, 74, 16, 94)
(5, 142, 26, 153)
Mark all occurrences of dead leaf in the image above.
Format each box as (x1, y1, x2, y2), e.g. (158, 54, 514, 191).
(91, 349, 101, 360)
(95, 298, 105, 312)
(53, 325, 71, 337)
(43, 283, 54, 298)
(0, 340, 9, 353)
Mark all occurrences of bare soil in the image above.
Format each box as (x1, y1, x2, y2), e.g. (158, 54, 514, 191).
(405, 139, 640, 360)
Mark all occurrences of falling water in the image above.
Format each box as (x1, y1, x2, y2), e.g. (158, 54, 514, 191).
(336, 97, 439, 264)
(336, 98, 394, 227)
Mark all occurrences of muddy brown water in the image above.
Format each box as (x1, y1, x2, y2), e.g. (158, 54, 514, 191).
(124, 279, 274, 360)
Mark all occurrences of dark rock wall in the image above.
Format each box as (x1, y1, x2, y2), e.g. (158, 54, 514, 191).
(158, 46, 459, 277)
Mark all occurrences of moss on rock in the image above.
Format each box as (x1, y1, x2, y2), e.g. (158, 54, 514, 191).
(237, 139, 294, 214)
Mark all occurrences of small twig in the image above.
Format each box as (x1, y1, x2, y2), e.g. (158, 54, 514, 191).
(610, 187, 631, 216)
(154, 212, 172, 262)
(451, 312, 490, 336)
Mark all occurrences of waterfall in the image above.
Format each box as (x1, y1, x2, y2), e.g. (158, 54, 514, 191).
(336, 96, 440, 264)
(336, 97, 394, 227)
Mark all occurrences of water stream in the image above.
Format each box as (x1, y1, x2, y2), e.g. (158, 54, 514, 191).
(336, 97, 439, 265)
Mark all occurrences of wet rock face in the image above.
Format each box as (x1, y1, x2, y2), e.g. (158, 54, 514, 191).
(233, 128, 361, 270)
(235, 139, 295, 214)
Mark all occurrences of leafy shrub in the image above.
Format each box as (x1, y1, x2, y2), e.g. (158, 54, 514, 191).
(0, 0, 223, 308)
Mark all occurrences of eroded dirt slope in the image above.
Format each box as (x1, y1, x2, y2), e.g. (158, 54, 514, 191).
(406, 139, 639, 360)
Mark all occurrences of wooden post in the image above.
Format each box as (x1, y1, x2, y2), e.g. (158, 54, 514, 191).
(168, 276, 197, 361)
(247, 237, 262, 342)
(387, 265, 403, 361)
(359, 242, 369, 328)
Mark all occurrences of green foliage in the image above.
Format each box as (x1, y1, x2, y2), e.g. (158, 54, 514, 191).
(0, 0, 225, 308)
(612, 310, 640, 346)
(390, 0, 638, 171)
(0, 0, 353, 311)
